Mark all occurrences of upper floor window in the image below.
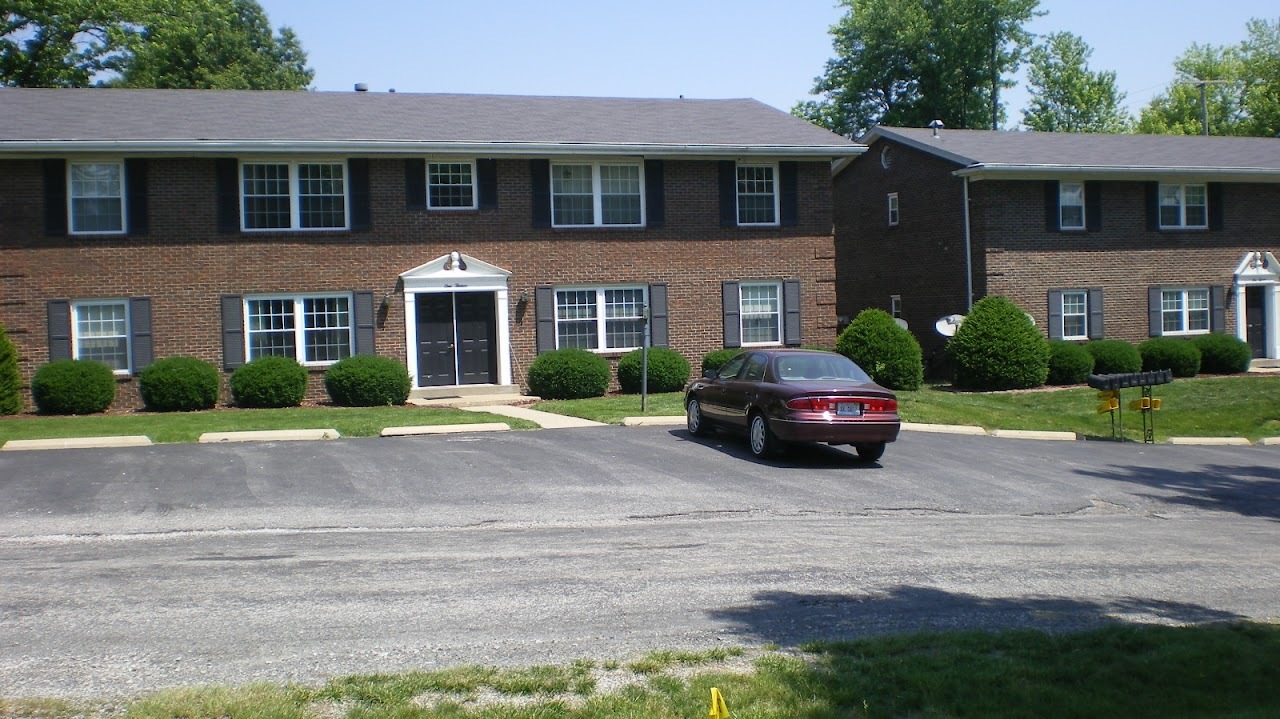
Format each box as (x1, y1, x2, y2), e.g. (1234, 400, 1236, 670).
(890, 295, 902, 319)
(736, 164, 778, 226)
(245, 294, 352, 364)
(551, 162, 643, 227)
(740, 282, 782, 345)
(72, 300, 131, 372)
(554, 286, 646, 351)
(1161, 288, 1210, 335)
(1059, 182, 1085, 230)
(887, 192, 899, 226)
(68, 161, 125, 234)
(241, 161, 347, 231)
(1159, 184, 1207, 229)
(428, 161, 476, 209)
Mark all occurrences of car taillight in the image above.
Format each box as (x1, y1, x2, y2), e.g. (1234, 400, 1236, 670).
(786, 397, 897, 412)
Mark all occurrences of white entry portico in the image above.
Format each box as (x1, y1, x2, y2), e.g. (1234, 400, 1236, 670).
(1233, 251, 1279, 360)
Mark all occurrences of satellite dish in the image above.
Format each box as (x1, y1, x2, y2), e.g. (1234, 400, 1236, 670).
(1025, 312, 1036, 326)
(894, 317, 909, 330)
(934, 314, 965, 337)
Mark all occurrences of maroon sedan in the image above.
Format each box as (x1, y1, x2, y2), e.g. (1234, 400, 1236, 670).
(685, 349, 900, 461)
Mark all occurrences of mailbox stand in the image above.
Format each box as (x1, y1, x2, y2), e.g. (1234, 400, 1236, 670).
(1086, 370, 1173, 443)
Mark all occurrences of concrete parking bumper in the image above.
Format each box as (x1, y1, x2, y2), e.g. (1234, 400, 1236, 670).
(198, 429, 339, 443)
(381, 423, 509, 437)
(2, 436, 153, 451)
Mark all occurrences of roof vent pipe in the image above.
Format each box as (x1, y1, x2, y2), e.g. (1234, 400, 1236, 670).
(928, 119, 944, 137)
(354, 83, 369, 92)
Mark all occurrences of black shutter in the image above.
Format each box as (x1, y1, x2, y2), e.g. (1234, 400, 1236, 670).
(221, 294, 245, 370)
(718, 161, 736, 227)
(405, 158, 427, 210)
(783, 279, 802, 346)
(477, 159, 498, 210)
(43, 159, 67, 236)
(779, 161, 798, 226)
(1085, 181, 1102, 232)
(722, 282, 741, 348)
(125, 159, 149, 235)
(648, 283, 668, 347)
(47, 299, 71, 361)
(534, 285, 555, 353)
(644, 159, 664, 228)
(1148, 287, 1162, 336)
(1210, 285, 1226, 332)
(1145, 182, 1160, 232)
(1044, 181, 1059, 232)
(1047, 290, 1063, 340)
(530, 159, 551, 228)
(354, 291, 375, 354)
(1208, 183, 1224, 230)
(348, 158, 371, 231)
(129, 297, 153, 371)
(215, 158, 240, 233)
(1088, 288, 1105, 340)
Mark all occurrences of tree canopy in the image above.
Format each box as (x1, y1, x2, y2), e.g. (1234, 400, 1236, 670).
(794, 0, 1041, 137)
(1022, 32, 1130, 133)
(1, 0, 312, 89)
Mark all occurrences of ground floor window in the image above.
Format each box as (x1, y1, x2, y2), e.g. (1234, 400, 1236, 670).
(1161, 288, 1210, 335)
(72, 300, 130, 372)
(1061, 291, 1088, 340)
(246, 294, 352, 364)
(740, 282, 781, 345)
(554, 286, 646, 351)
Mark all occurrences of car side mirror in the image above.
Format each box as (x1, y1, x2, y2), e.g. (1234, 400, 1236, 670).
(703, 369, 718, 379)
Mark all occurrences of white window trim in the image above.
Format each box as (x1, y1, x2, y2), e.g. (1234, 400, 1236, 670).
(1059, 181, 1085, 231)
(71, 299, 131, 375)
(1158, 183, 1208, 230)
(243, 292, 355, 366)
(549, 161, 646, 228)
(1060, 290, 1089, 341)
(239, 159, 350, 232)
(1160, 287, 1211, 336)
(740, 281, 783, 347)
(887, 192, 899, 226)
(553, 285, 648, 353)
(427, 159, 478, 210)
(67, 160, 127, 236)
(736, 162, 780, 227)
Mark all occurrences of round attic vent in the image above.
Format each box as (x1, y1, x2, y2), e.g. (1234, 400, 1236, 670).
(880, 145, 893, 170)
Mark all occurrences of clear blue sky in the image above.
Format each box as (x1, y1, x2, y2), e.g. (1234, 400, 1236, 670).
(255, 0, 1276, 127)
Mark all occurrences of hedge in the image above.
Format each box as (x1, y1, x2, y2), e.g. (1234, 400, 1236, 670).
(1139, 337, 1201, 378)
(324, 355, 411, 406)
(0, 324, 22, 415)
(139, 356, 221, 411)
(31, 359, 116, 415)
(1192, 333, 1252, 374)
(1047, 341, 1094, 386)
(835, 309, 923, 390)
(617, 347, 691, 393)
(230, 355, 308, 408)
(947, 296, 1049, 390)
(527, 348, 610, 399)
(1086, 340, 1142, 375)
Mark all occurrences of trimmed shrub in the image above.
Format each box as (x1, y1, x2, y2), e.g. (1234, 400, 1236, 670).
(138, 356, 220, 412)
(1139, 337, 1201, 378)
(324, 355, 411, 406)
(1192, 333, 1252, 374)
(701, 348, 744, 375)
(1047, 341, 1094, 386)
(31, 359, 115, 415)
(229, 355, 308, 408)
(1086, 340, 1142, 375)
(0, 324, 22, 415)
(526, 348, 610, 400)
(835, 309, 923, 390)
(617, 347, 691, 393)
(947, 296, 1049, 390)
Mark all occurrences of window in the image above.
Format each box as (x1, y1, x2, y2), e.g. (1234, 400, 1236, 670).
(1060, 291, 1088, 340)
(740, 282, 781, 345)
(1161, 288, 1210, 335)
(68, 162, 125, 234)
(1059, 182, 1085, 230)
(554, 286, 646, 351)
(736, 164, 778, 225)
(890, 295, 902, 319)
(716, 353, 748, 380)
(1159, 184, 1207, 229)
(550, 162, 643, 227)
(241, 161, 347, 230)
(245, 294, 352, 364)
(72, 300, 130, 372)
(887, 193, 899, 226)
(428, 161, 476, 209)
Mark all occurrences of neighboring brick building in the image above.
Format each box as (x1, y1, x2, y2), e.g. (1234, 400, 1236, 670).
(0, 88, 864, 407)
(835, 126, 1280, 371)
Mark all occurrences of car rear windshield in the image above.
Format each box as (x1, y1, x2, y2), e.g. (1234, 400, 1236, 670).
(773, 354, 872, 383)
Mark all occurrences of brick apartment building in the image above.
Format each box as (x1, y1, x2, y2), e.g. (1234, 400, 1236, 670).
(0, 88, 864, 406)
(835, 126, 1280, 371)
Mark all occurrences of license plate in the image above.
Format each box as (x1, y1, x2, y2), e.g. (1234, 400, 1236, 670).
(836, 402, 862, 416)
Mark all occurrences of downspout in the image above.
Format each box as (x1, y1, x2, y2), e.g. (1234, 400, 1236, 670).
(962, 177, 973, 310)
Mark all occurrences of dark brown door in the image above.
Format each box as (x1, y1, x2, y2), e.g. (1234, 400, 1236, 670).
(416, 292, 497, 387)
(1245, 286, 1267, 359)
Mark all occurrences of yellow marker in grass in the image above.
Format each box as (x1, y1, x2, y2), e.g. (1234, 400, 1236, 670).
(709, 687, 729, 718)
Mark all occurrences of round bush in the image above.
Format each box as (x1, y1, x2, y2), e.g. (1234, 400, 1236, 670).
(835, 309, 923, 390)
(1139, 337, 1201, 377)
(0, 323, 22, 415)
(31, 359, 116, 415)
(1086, 340, 1142, 375)
(324, 355, 411, 406)
(1192, 333, 1252, 374)
(946, 296, 1049, 390)
(617, 347, 691, 393)
(701, 348, 744, 375)
(138, 356, 220, 411)
(526, 348, 610, 400)
(230, 355, 308, 408)
(1046, 341, 1094, 386)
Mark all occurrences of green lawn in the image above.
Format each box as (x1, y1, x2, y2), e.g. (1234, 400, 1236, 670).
(0, 406, 536, 445)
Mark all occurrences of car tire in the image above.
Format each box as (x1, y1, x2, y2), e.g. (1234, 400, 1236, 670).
(687, 398, 711, 436)
(854, 442, 886, 463)
(749, 413, 780, 458)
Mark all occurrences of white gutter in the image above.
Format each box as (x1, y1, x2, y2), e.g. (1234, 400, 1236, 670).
(955, 164, 1280, 180)
(962, 177, 973, 311)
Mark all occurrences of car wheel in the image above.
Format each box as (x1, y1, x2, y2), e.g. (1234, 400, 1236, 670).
(687, 398, 711, 436)
(854, 442, 886, 463)
(749, 413, 779, 458)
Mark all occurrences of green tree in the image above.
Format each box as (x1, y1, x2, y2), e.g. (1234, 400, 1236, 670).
(794, 0, 1040, 136)
(1022, 32, 1130, 132)
(1, 0, 146, 87)
(0, 324, 24, 415)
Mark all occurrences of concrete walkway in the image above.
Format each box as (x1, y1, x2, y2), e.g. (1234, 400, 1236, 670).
(461, 404, 605, 428)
